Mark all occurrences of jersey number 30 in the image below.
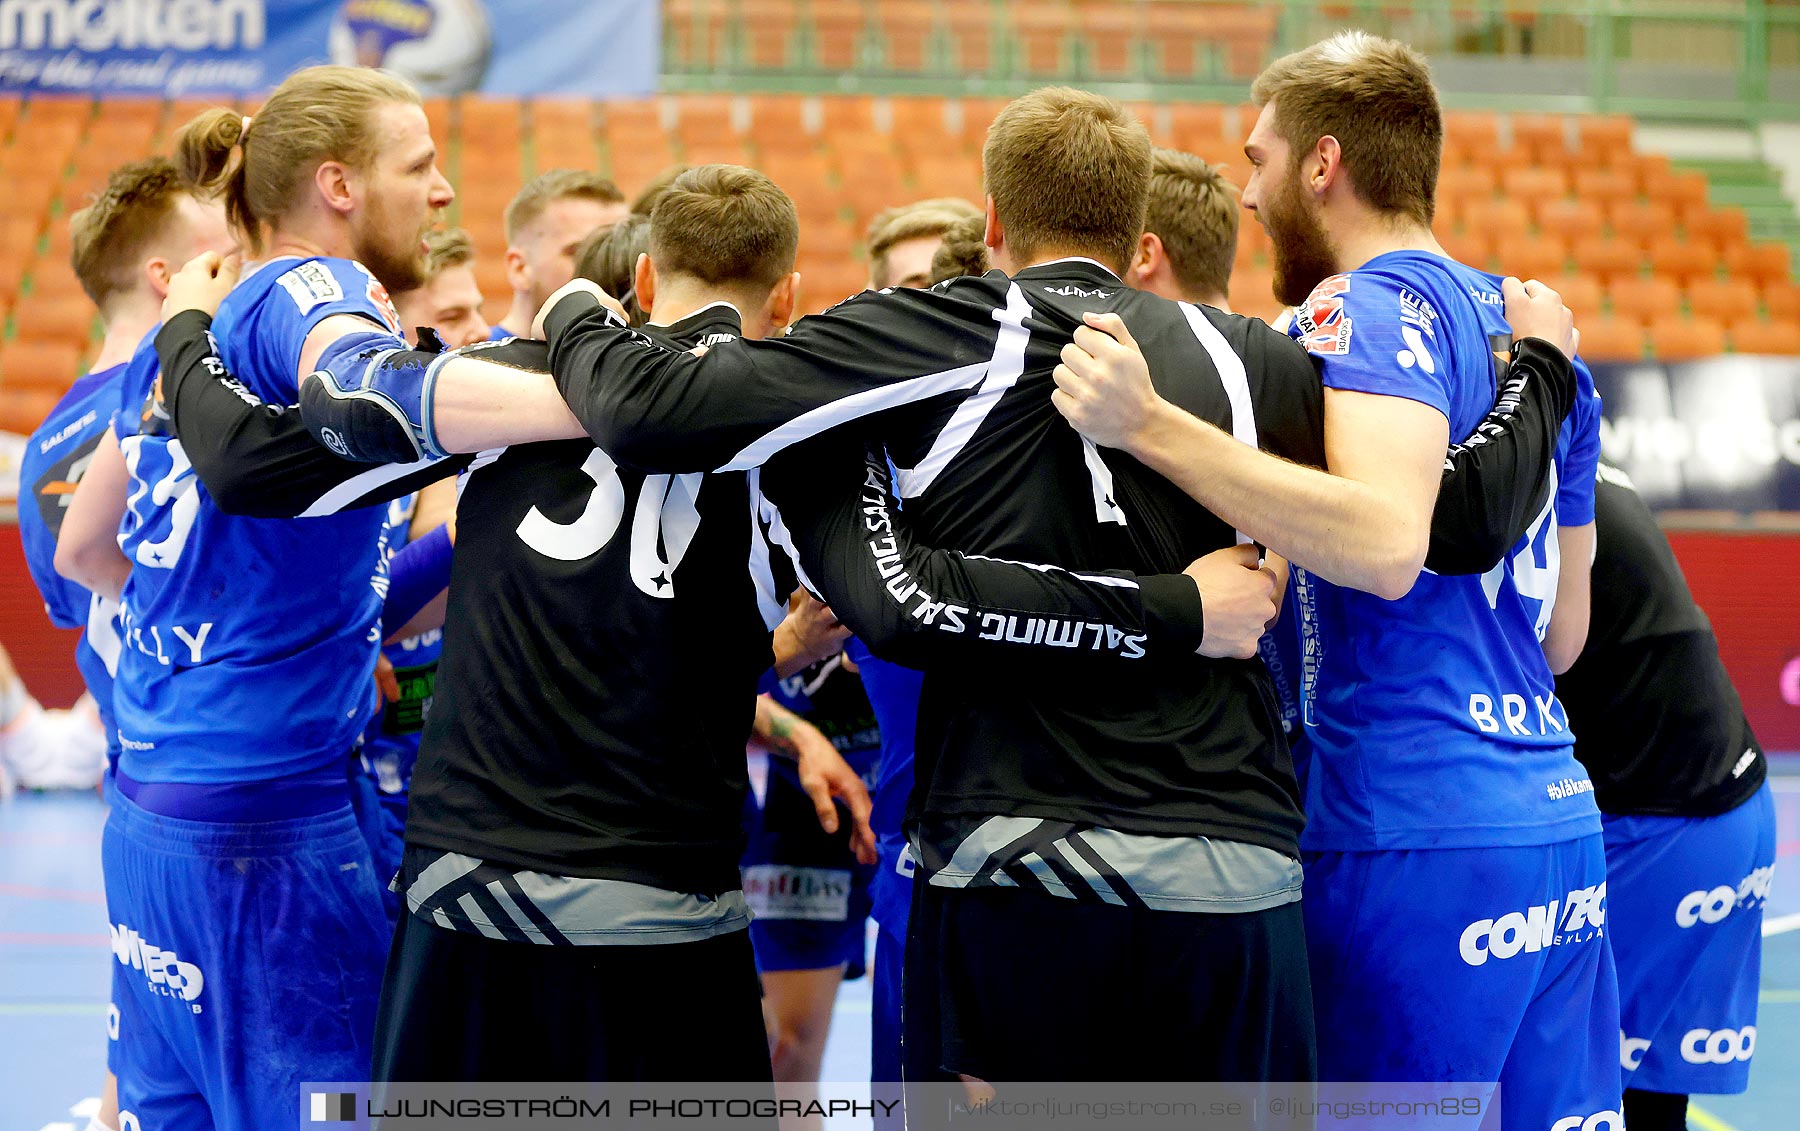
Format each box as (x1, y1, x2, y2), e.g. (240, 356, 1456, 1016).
(515, 445, 703, 598)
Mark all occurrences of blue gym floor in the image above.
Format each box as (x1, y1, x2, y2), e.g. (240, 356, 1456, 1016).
(5, 769, 1798, 1131)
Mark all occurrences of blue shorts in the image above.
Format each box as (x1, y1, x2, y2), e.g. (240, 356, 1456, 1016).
(742, 764, 876, 974)
(1304, 837, 1621, 1131)
(1605, 781, 1774, 1096)
(104, 789, 390, 1131)
(349, 753, 409, 924)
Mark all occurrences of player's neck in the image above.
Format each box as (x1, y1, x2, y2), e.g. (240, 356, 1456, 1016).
(497, 294, 534, 337)
(265, 225, 350, 267)
(1331, 210, 1446, 275)
(91, 302, 159, 371)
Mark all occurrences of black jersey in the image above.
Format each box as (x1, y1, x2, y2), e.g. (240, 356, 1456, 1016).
(547, 259, 1327, 859)
(1555, 464, 1765, 816)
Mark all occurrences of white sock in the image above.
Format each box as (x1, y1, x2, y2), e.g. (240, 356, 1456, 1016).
(0, 677, 29, 731)
(86, 1117, 119, 1131)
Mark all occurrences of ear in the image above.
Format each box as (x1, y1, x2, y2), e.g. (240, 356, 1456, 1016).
(633, 252, 656, 312)
(314, 160, 356, 217)
(1127, 232, 1161, 286)
(1312, 136, 1343, 199)
(983, 195, 1002, 251)
(143, 256, 175, 299)
(766, 271, 800, 330)
(504, 245, 529, 292)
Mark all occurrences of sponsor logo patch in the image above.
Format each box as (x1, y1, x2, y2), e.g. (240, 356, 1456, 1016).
(1294, 274, 1353, 356)
(278, 261, 345, 314)
(742, 864, 853, 922)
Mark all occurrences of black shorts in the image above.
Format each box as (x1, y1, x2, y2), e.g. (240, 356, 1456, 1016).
(902, 883, 1316, 1084)
(372, 910, 773, 1082)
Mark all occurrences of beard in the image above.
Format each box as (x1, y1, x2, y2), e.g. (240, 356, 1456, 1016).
(1264, 176, 1338, 308)
(355, 207, 434, 293)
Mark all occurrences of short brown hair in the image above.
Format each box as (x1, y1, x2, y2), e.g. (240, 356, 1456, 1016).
(177, 64, 419, 254)
(866, 198, 981, 289)
(573, 213, 651, 325)
(982, 87, 1151, 272)
(1251, 31, 1441, 227)
(629, 164, 693, 217)
(1145, 148, 1240, 301)
(648, 165, 798, 291)
(503, 169, 624, 243)
(422, 227, 474, 278)
(927, 214, 990, 284)
(69, 157, 193, 310)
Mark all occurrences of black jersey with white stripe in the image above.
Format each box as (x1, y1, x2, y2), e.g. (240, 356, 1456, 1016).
(548, 259, 1327, 858)
(403, 305, 771, 893)
(1555, 464, 1765, 817)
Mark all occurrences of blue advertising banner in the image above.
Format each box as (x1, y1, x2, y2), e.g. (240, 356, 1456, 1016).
(1592, 356, 1800, 512)
(0, 0, 657, 97)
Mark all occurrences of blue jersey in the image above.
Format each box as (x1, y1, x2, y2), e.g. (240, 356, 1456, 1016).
(844, 637, 923, 843)
(112, 256, 406, 783)
(1287, 251, 1603, 850)
(361, 493, 445, 795)
(19, 362, 128, 754)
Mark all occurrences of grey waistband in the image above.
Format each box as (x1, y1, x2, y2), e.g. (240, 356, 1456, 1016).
(403, 850, 750, 945)
(923, 815, 1302, 914)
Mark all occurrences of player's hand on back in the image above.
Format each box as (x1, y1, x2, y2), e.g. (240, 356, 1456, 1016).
(772, 588, 851, 678)
(1052, 311, 1170, 452)
(161, 251, 241, 323)
(1502, 277, 1578, 359)
(1186, 544, 1280, 660)
(531, 278, 628, 338)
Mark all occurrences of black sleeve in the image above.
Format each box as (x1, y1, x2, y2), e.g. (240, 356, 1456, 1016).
(1425, 336, 1576, 575)
(154, 311, 467, 518)
(759, 437, 1207, 671)
(545, 287, 989, 475)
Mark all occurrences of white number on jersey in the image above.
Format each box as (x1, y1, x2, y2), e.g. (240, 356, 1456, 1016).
(514, 445, 703, 598)
(1480, 463, 1561, 640)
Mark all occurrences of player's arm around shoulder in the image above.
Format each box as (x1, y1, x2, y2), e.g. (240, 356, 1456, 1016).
(1052, 301, 1444, 601)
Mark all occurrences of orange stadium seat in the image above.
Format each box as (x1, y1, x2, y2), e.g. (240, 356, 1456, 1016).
(817, 94, 878, 138)
(1462, 197, 1531, 242)
(1572, 166, 1637, 204)
(1763, 281, 1800, 321)
(676, 94, 739, 148)
(1686, 277, 1761, 325)
(739, 1, 800, 68)
(1571, 235, 1645, 283)
(1642, 166, 1710, 210)
(1510, 114, 1568, 158)
(1577, 115, 1635, 166)
(1169, 102, 1227, 153)
(874, 1, 936, 72)
(0, 339, 86, 391)
(1646, 236, 1720, 287)
(811, 2, 868, 70)
(943, 1, 998, 74)
(1229, 270, 1284, 324)
(1608, 275, 1683, 326)
(1576, 316, 1646, 362)
(1438, 228, 1491, 269)
(1498, 235, 1571, 283)
(1533, 197, 1603, 243)
(1541, 275, 1604, 323)
(0, 388, 61, 436)
(1012, 5, 1072, 77)
(1080, 3, 1142, 79)
(1436, 166, 1495, 212)
(1680, 204, 1750, 252)
(1726, 243, 1795, 289)
(888, 96, 951, 143)
(750, 94, 812, 144)
(1501, 166, 1569, 202)
(1729, 319, 1800, 355)
(1606, 199, 1678, 249)
(1647, 317, 1726, 360)
(1143, 1, 1212, 80)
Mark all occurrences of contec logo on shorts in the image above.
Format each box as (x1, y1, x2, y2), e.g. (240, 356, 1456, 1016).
(111, 923, 205, 1010)
(1459, 883, 1606, 967)
(1675, 864, 1773, 928)
(1681, 1026, 1755, 1065)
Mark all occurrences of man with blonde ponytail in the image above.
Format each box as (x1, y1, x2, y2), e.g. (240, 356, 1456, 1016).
(51, 65, 467, 1131)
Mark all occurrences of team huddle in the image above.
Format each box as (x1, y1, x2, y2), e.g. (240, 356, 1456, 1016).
(14, 28, 1776, 1131)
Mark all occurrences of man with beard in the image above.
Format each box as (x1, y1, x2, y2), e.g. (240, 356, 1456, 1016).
(50, 66, 455, 1130)
(1048, 34, 1614, 1128)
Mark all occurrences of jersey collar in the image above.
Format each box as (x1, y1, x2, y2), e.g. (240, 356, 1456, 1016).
(1011, 257, 1123, 284)
(653, 300, 744, 347)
